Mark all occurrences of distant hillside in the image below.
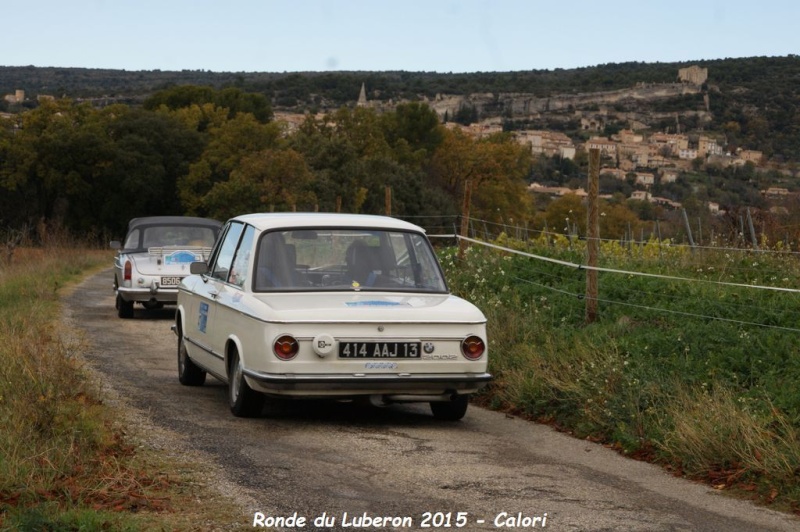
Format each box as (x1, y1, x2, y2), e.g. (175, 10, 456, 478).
(2, 55, 799, 160)
(3, 56, 798, 103)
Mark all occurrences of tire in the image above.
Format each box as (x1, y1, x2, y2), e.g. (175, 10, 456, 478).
(228, 349, 264, 418)
(116, 293, 134, 319)
(177, 330, 206, 386)
(430, 395, 469, 421)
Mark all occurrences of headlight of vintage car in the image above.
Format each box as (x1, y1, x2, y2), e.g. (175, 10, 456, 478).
(461, 335, 486, 360)
(273, 334, 299, 360)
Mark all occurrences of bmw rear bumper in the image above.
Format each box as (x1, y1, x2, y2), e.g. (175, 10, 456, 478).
(243, 368, 492, 397)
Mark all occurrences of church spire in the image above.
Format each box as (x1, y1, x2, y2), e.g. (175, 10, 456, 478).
(357, 82, 367, 107)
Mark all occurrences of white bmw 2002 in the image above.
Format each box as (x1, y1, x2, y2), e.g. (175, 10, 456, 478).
(174, 213, 491, 420)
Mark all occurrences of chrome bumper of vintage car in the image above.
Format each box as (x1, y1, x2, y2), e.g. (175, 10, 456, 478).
(116, 286, 179, 302)
(242, 368, 492, 394)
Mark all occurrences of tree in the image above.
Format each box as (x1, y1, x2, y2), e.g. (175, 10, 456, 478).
(144, 85, 272, 124)
(288, 107, 399, 214)
(0, 101, 121, 232)
(96, 106, 204, 232)
(381, 102, 444, 166)
(453, 103, 478, 125)
(602, 201, 642, 238)
(143, 85, 215, 111)
(159, 102, 230, 133)
(0, 100, 205, 234)
(201, 148, 316, 220)
(178, 113, 283, 215)
(429, 129, 533, 223)
(541, 194, 586, 235)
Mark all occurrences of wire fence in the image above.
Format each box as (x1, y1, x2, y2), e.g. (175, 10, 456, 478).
(398, 214, 800, 257)
(414, 215, 800, 335)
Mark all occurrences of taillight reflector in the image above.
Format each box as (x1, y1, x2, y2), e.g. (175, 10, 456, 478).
(273, 335, 299, 360)
(461, 335, 485, 360)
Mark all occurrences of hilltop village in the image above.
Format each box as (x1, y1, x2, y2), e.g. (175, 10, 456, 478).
(268, 66, 784, 218)
(4, 64, 793, 219)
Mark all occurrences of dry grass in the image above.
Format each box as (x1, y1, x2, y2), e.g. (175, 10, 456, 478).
(0, 246, 256, 530)
(658, 384, 800, 492)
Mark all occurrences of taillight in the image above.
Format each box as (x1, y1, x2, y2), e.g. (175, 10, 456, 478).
(461, 335, 485, 360)
(123, 260, 132, 282)
(273, 335, 299, 360)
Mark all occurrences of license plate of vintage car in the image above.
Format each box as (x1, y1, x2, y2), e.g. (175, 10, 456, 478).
(339, 341, 421, 359)
(160, 276, 183, 286)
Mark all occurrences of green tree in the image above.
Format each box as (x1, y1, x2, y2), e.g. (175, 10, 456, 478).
(453, 103, 478, 125)
(143, 85, 216, 111)
(201, 148, 316, 219)
(0, 100, 118, 232)
(96, 106, 204, 232)
(288, 108, 394, 213)
(144, 85, 272, 125)
(380, 102, 444, 166)
(601, 201, 641, 238)
(541, 194, 586, 235)
(0, 101, 204, 234)
(429, 129, 532, 223)
(179, 113, 283, 216)
(159, 102, 230, 133)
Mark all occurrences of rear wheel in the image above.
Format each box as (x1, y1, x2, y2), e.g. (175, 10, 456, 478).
(430, 395, 469, 421)
(177, 330, 206, 386)
(228, 349, 264, 418)
(116, 294, 134, 319)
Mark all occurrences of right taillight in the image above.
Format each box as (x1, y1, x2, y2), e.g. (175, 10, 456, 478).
(273, 335, 299, 360)
(461, 335, 485, 360)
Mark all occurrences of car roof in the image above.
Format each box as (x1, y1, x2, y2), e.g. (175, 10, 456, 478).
(230, 212, 426, 233)
(126, 216, 222, 232)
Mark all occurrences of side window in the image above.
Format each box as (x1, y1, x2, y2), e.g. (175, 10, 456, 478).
(229, 225, 255, 288)
(210, 222, 244, 282)
(205, 224, 229, 272)
(123, 229, 140, 249)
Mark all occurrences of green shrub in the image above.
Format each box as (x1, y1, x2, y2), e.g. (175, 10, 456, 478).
(442, 237, 800, 511)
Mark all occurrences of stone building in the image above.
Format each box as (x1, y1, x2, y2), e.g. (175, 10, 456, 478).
(517, 130, 576, 159)
(678, 66, 708, 85)
(3, 89, 25, 104)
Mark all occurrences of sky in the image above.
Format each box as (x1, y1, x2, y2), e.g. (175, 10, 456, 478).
(3, 0, 798, 73)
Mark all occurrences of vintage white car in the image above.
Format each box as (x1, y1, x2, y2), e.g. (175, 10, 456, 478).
(111, 216, 222, 318)
(174, 213, 491, 420)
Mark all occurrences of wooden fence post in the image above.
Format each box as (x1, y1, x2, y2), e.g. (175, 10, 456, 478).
(586, 148, 600, 324)
(458, 180, 472, 260)
(681, 209, 696, 253)
(746, 208, 759, 250)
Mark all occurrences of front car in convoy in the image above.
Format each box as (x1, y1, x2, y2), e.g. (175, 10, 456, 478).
(175, 213, 491, 420)
(111, 216, 222, 318)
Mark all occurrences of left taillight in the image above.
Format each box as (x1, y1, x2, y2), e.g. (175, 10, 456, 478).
(461, 335, 486, 360)
(273, 335, 299, 360)
(123, 260, 132, 282)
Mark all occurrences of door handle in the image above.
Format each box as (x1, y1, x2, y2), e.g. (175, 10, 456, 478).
(208, 288, 219, 299)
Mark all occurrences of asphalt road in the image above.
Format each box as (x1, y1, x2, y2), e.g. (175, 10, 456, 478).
(64, 269, 799, 532)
